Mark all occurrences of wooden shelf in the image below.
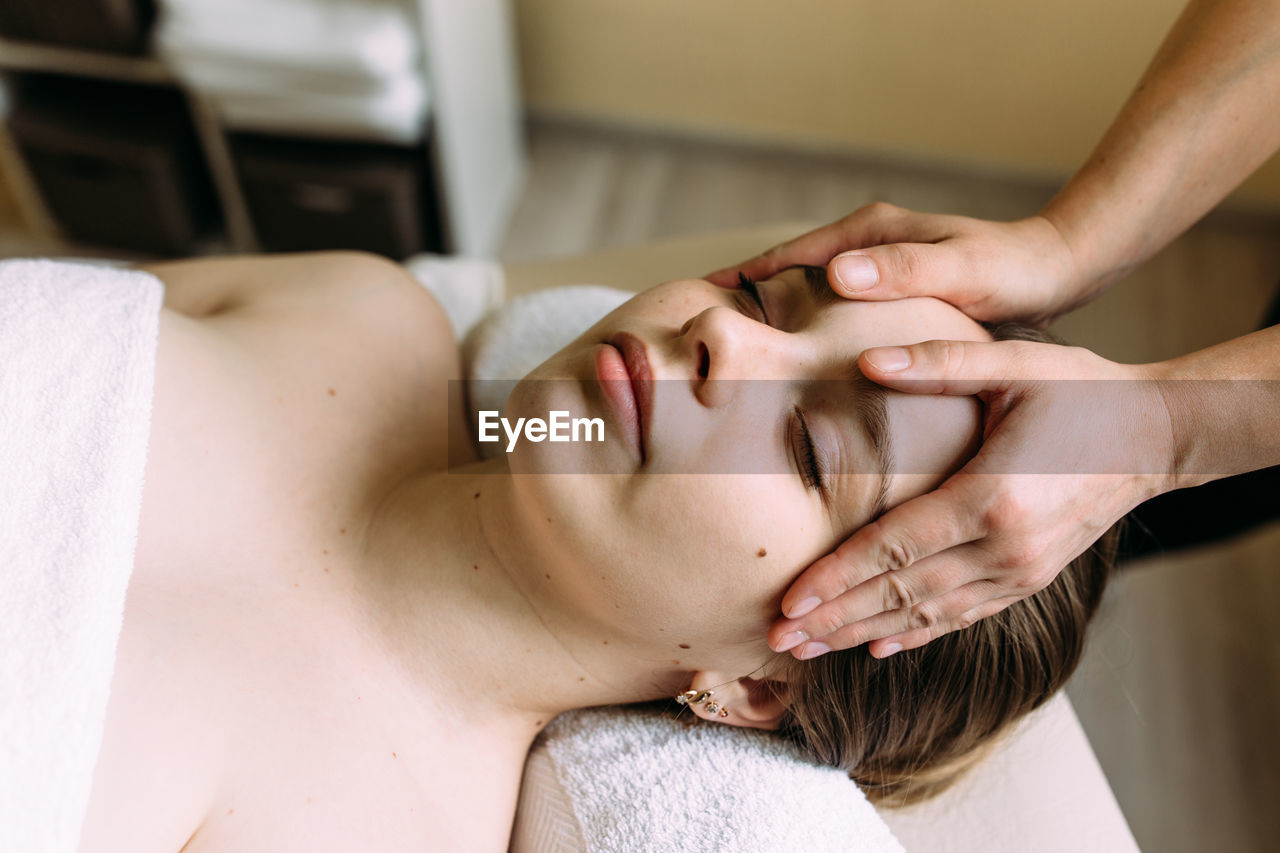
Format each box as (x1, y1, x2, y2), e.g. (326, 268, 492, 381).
(0, 38, 172, 85)
(0, 0, 526, 257)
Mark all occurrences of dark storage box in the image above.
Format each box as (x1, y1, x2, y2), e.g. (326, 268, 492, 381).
(233, 133, 442, 260)
(0, 0, 155, 55)
(6, 74, 218, 255)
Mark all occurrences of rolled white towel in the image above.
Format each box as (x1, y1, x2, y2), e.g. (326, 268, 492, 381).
(156, 0, 419, 81)
(158, 0, 426, 141)
(156, 50, 415, 97)
(205, 71, 428, 143)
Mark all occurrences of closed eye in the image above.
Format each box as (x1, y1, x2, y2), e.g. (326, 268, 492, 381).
(790, 407, 827, 496)
(736, 272, 771, 326)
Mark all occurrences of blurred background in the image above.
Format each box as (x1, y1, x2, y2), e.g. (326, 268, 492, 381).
(1, 1, 1277, 851)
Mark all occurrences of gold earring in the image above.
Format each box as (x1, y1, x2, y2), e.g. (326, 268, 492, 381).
(674, 690, 729, 717)
(675, 689, 711, 706)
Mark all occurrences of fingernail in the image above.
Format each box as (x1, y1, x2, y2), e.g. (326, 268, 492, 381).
(833, 253, 879, 293)
(797, 641, 832, 660)
(786, 596, 821, 619)
(774, 631, 808, 653)
(864, 347, 911, 372)
(881, 642, 903, 657)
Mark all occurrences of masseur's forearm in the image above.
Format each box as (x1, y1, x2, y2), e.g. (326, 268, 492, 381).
(1154, 324, 1280, 489)
(1041, 0, 1280, 309)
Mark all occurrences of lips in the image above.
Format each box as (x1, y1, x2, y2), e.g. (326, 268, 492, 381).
(596, 332, 653, 462)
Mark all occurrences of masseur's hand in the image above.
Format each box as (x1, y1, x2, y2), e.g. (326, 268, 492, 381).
(768, 338, 1178, 659)
(707, 204, 1088, 327)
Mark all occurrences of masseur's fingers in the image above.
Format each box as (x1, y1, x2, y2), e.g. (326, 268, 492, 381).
(858, 338, 1063, 396)
(772, 546, 993, 656)
(771, 338, 1177, 658)
(791, 578, 1010, 659)
(777, 480, 980, 622)
(706, 205, 1080, 327)
(863, 596, 1019, 658)
(706, 203, 964, 290)
(704, 219, 868, 288)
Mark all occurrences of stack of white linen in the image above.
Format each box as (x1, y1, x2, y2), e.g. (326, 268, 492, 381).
(155, 0, 428, 143)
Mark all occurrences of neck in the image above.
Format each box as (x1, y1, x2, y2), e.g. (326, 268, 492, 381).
(360, 459, 688, 732)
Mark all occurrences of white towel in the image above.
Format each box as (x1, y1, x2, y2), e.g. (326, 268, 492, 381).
(157, 0, 419, 80)
(0, 260, 162, 853)
(200, 72, 428, 145)
(156, 0, 426, 141)
(524, 707, 904, 853)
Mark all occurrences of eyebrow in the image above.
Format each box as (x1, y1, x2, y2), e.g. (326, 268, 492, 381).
(850, 369, 893, 521)
(782, 264, 840, 309)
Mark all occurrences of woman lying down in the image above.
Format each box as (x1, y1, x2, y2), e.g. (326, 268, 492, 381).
(80, 252, 1115, 851)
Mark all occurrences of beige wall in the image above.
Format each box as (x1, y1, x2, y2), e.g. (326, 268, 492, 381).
(513, 0, 1280, 208)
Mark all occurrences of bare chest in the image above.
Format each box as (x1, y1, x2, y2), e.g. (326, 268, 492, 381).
(84, 575, 527, 852)
(80, 305, 515, 851)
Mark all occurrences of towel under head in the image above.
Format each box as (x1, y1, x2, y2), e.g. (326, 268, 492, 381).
(515, 706, 904, 853)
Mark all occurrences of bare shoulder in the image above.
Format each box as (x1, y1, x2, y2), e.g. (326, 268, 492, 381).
(207, 251, 464, 474)
(142, 251, 456, 371)
(142, 251, 445, 323)
(137, 252, 464, 556)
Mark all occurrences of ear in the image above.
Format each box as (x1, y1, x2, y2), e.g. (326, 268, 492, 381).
(684, 669, 790, 731)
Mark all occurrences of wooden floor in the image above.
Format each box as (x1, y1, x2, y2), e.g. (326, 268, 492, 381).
(1, 119, 1277, 851)
(500, 121, 1280, 853)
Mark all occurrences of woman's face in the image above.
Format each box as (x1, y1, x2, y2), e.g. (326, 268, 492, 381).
(503, 268, 988, 668)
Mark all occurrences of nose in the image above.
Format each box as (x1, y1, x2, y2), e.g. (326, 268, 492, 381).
(682, 306, 797, 408)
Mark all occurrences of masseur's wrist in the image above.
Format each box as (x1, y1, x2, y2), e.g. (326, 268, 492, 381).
(1146, 330, 1280, 492)
(1147, 354, 1259, 493)
(1126, 358, 1191, 498)
(992, 214, 1087, 326)
(1035, 195, 1137, 319)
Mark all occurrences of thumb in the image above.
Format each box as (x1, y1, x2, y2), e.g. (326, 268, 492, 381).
(858, 339, 1049, 395)
(829, 242, 972, 300)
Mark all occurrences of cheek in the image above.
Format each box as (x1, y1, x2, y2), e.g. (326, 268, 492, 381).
(610, 475, 821, 636)
(650, 387, 792, 477)
(509, 471, 823, 646)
